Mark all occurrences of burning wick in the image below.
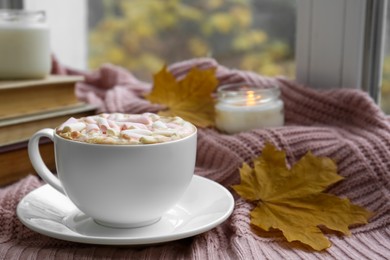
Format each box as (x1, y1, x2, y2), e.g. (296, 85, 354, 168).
(246, 90, 261, 106)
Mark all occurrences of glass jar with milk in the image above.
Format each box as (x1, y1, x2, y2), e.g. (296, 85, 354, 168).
(0, 10, 50, 79)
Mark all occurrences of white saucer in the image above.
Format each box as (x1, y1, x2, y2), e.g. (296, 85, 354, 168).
(17, 175, 234, 245)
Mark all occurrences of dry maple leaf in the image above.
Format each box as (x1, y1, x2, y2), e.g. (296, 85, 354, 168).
(146, 65, 218, 127)
(232, 143, 372, 251)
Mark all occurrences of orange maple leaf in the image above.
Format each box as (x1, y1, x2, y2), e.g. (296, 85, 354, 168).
(146, 65, 218, 127)
(232, 143, 372, 251)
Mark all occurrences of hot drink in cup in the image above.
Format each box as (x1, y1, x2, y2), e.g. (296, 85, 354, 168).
(56, 112, 195, 145)
(28, 113, 197, 228)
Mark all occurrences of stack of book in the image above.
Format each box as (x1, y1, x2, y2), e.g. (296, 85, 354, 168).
(0, 75, 97, 186)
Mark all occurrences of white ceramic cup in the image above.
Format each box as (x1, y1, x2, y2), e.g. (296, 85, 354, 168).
(28, 127, 197, 228)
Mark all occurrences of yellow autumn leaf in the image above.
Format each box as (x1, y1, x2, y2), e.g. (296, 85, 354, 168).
(232, 143, 372, 251)
(146, 65, 218, 127)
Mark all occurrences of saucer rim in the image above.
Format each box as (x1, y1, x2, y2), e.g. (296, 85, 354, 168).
(16, 175, 235, 245)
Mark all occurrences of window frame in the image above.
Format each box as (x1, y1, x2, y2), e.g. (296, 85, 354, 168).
(296, 0, 387, 103)
(0, 0, 23, 9)
(361, 0, 388, 102)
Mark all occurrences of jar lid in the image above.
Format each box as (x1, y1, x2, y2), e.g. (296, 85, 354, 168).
(0, 10, 46, 23)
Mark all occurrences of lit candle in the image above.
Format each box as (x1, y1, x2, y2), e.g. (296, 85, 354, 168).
(215, 83, 284, 134)
(0, 10, 50, 79)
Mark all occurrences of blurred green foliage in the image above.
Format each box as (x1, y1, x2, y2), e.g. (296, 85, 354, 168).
(381, 56, 390, 113)
(88, 0, 295, 81)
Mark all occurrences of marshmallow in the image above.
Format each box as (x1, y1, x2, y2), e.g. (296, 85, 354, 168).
(118, 122, 148, 130)
(121, 130, 148, 140)
(107, 128, 120, 137)
(153, 129, 176, 137)
(86, 123, 99, 133)
(58, 117, 78, 131)
(152, 120, 168, 129)
(61, 122, 86, 133)
(126, 115, 151, 125)
(126, 128, 152, 135)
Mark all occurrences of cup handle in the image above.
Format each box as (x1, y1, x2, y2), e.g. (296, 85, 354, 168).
(28, 128, 65, 195)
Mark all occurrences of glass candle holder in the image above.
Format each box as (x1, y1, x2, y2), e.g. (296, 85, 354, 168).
(215, 83, 284, 134)
(0, 10, 51, 79)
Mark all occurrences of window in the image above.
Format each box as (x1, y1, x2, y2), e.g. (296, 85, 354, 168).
(24, 0, 87, 70)
(11, 0, 389, 104)
(88, 0, 296, 81)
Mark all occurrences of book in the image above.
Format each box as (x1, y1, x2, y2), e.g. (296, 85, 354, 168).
(0, 140, 55, 186)
(0, 75, 84, 120)
(0, 104, 97, 146)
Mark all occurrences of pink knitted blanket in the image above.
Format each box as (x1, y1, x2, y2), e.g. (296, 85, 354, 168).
(1, 58, 389, 259)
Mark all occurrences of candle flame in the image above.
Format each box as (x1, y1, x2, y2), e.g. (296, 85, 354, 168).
(246, 91, 259, 106)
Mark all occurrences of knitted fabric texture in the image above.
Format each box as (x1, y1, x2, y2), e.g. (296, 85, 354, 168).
(0, 58, 389, 259)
